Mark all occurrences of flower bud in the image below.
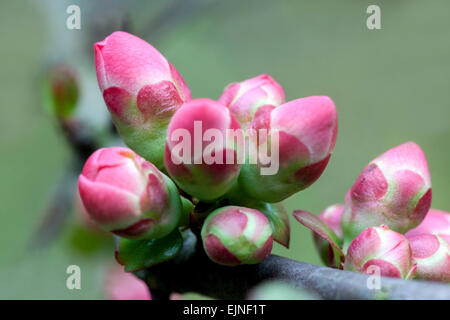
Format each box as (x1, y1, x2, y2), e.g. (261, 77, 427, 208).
(165, 98, 243, 201)
(218, 74, 285, 129)
(341, 142, 432, 246)
(78, 147, 181, 240)
(201, 206, 273, 266)
(408, 234, 450, 282)
(239, 96, 338, 203)
(313, 204, 344, 267)
(318, 204, 344, 238)
(94, 31, 191, 169)
(406, 209, 450, 243)
(344, 226, 416, 279)
(104, 264, 151, 300)
(73, 190, 107, 234)
(43, 64, 79, 118)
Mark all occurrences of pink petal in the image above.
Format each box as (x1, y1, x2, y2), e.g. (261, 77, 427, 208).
(94, 31, 171, 95)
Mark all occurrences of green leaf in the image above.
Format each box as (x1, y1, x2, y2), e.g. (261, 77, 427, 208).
(115, 229, 183, 272)
(293, 210, 344, 267)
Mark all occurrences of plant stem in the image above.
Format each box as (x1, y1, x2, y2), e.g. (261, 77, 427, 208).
(139, 253, 450, 300)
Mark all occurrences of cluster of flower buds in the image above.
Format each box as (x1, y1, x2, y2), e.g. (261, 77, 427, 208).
(298, 142, 450, 282)
(94, 31, 191, 169)
(87, 31, 450, 283)
(164, 82, 337, 204)
(86, 31, 337, 269)
(78, 147, 182, 240)
(201, 206, 273, 266)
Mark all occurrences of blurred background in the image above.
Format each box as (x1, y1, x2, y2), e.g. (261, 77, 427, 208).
(0, 0, 449, 299)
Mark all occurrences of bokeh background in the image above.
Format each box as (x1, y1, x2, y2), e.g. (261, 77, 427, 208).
(1, 0, 449, 299)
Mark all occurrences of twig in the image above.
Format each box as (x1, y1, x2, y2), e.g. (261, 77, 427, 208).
(28, 119, 99, 249)
(28, 161, 80, 249)
(139, 253, 450, 300)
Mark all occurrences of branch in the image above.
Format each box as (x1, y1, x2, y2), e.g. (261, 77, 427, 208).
(28, 163, 79, 249)
(139, 253, 450, 300)
(29, 119, 100, 249)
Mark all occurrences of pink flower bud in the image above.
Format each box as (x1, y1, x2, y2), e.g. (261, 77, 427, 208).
(342, 142, 432, 246)
(201, 206, 273, 266)
(344, 226, 416, 279)
(218, 74, 285, 129)
(239, 96, 338, 203)
(408, 234, 450, 282)
(406, 209, 450, 243)
(313, 204, 344, 267)
(43, 64, 79, 118)
(94, 31, 191, 168)
(73, 190, 107, 234)
(165, 98, 243, 201)
(78, 147, 182, 240)
(104, 264, 151, 300)
(318, 204, 344, 238)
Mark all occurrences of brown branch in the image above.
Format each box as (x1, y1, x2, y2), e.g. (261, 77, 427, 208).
(139, 253, 450, 300)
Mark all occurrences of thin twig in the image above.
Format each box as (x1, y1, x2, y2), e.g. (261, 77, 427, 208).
(28, 119, 99, 249)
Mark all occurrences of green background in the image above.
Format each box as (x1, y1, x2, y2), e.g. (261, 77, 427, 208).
(0, 0, 449, 298)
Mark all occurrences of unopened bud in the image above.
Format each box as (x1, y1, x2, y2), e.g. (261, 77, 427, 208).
(408, 233, 450, 282)
(103, 264, 151, 300)
(239, 96, 338, 202)
(342, 142, 432, 247)
(165, 98, 243, 201)
(219, 74, 285, 129)
(201, 206, 273, 266)
(344, 226, 416, 279)
(313, 204, 344, 267)
(94, 31, 191, 169)
(78, 147, 182, 240)
(406, 209, 450, 243)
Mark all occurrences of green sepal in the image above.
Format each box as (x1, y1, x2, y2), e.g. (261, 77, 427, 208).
(179, 196, 195, 227)
(173, 229, 198, 263)
(253, 202, 290, 248)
